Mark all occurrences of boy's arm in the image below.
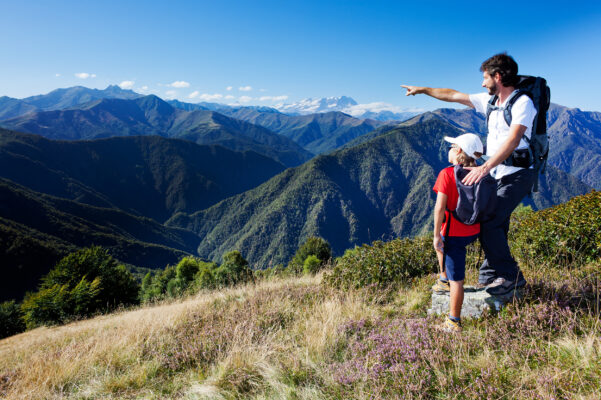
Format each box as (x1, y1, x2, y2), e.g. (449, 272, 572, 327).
(433, 191, 447, 252)
(401, 85, 474, 108)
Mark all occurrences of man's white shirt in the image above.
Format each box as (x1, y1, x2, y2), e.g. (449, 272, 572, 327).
(469, 92, 537, 179)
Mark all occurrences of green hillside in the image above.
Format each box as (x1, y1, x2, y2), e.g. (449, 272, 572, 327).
(0, 178, 200, 301)
(0, 129, 286, 223)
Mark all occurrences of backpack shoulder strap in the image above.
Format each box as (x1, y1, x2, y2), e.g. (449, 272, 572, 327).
(485, 95, 497, 128)
(502, 90, 528, 127)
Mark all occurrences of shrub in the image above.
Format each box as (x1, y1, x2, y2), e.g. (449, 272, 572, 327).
(288, 237, 332, 274)
(194, 262, 218, 290)
(303, 255, 321, 275)
(510, 191, 601, 268)
(324, 236, 436, 291)
(214, 251, 253, 287)
(0, 301, 26, 339)
(21, 247, 139, 328)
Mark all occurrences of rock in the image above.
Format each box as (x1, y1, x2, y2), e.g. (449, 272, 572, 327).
(427, 286, 524, 318)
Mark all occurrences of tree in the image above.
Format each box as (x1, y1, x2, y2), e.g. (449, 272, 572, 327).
(288, 237, 332, 274)
(215, 250, 253, 287)
(21, 247, 139, 328)
(303, 255, 321, 275)
(0, 301, 26, 339)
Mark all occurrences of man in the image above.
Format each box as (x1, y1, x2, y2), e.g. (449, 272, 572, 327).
(401, 53, 536, 295)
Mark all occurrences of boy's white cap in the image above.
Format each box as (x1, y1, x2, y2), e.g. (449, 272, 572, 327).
(444, 133, 483, 159)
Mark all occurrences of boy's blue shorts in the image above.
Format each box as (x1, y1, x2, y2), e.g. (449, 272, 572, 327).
(442, 234, 478, 281)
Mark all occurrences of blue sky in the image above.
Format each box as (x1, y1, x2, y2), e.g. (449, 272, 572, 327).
(1, 0, 601, 111)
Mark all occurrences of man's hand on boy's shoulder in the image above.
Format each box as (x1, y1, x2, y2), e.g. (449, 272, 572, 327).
(462, 164, 491, 185)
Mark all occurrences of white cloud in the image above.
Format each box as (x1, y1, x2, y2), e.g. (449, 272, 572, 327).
(341, 102, 423, 117)
(119, 80, 135, 89)
(239, 96, 252, 103)
(75, 72, 96, 79)
(226, 86, 233, 91)
(188, 91, 200, 99)
(55, 73, 61, 77)
(224, 95, 235, 100)
(259, 95, 288, 102)
(165, 90, 178, 99)
(259, 88, 267, 92)
(170, 81, 190, 88)
(239, 86, 252, 92)
(196, 93, 223, 102)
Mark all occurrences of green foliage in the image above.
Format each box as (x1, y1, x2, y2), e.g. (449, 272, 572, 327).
(288, 237, 332, 275)
(21, 247, 139, 328)
(324, 236, 436, 291)
(303, 255, 321, 275)
(510, 191, 601, 267)
(214, 251, 254, 287)
(0, 300, 26, 339)
(139, 253, 252, 303)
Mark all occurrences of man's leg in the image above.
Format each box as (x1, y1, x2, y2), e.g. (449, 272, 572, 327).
(479, 169, 535, 284)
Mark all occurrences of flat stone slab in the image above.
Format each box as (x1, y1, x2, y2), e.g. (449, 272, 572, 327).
(428, 286, 524, 318)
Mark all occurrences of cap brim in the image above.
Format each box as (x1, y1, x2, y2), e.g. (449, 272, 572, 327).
(443, 136, 458, 144)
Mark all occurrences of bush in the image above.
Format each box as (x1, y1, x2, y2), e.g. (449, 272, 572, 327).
(510, 191, 601, 268)
(215, 251, 253, 287)
(0, 300, 26, 339)
(288, 237, 332, 274)
(303, 255, 321, 275)
(323, 236, 436, 291)
(194, 261, 219, 290)
(21, 247, 139, 328)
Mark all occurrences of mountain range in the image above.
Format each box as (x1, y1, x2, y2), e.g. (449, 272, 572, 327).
(0, 95, 312, 167)
(166, 99, 392, 154)
(0, 85, 142, 120)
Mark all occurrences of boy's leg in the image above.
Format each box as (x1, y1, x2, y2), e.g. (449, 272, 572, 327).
(444, 234, 478, 318)
(449, 280, 464, 319)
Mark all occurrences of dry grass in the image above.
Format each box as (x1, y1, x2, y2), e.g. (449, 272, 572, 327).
(0, 272, 380, 399)
(1, 268, 599, 400)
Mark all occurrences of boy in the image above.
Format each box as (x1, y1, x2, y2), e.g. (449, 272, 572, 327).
(432, 133, 483, 332)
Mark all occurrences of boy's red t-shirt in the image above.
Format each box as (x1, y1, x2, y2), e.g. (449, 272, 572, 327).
(433, 166, 480, 237)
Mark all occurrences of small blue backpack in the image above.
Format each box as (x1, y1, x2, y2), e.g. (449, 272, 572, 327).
(451, 165, 497, 225)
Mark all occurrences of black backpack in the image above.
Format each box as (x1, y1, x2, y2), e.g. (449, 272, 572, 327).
(449, 165, 498, 226)
(486, 76, 551, 192)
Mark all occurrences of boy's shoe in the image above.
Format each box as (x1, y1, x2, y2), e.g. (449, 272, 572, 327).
(432, 279, 450, 294)
(485, 275, 527, 295)
(438, 317, 462, 333)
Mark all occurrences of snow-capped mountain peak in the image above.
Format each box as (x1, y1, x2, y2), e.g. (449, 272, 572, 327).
(275, 96, 422, 121)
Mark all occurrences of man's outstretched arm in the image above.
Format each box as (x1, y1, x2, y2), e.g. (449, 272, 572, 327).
(400, 85, 474, 108)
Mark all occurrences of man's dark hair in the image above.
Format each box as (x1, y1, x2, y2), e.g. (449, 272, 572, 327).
(480, 52, 519, 87)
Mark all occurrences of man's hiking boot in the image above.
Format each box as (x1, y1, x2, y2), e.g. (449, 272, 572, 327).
(485, 275, 527, 295)
(438, 317, 462, 333)
(432, 279, 450, 294)
(473, 277, 496, 290)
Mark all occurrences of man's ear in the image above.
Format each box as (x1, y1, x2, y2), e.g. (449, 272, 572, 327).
(493, 72, 502, 83)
